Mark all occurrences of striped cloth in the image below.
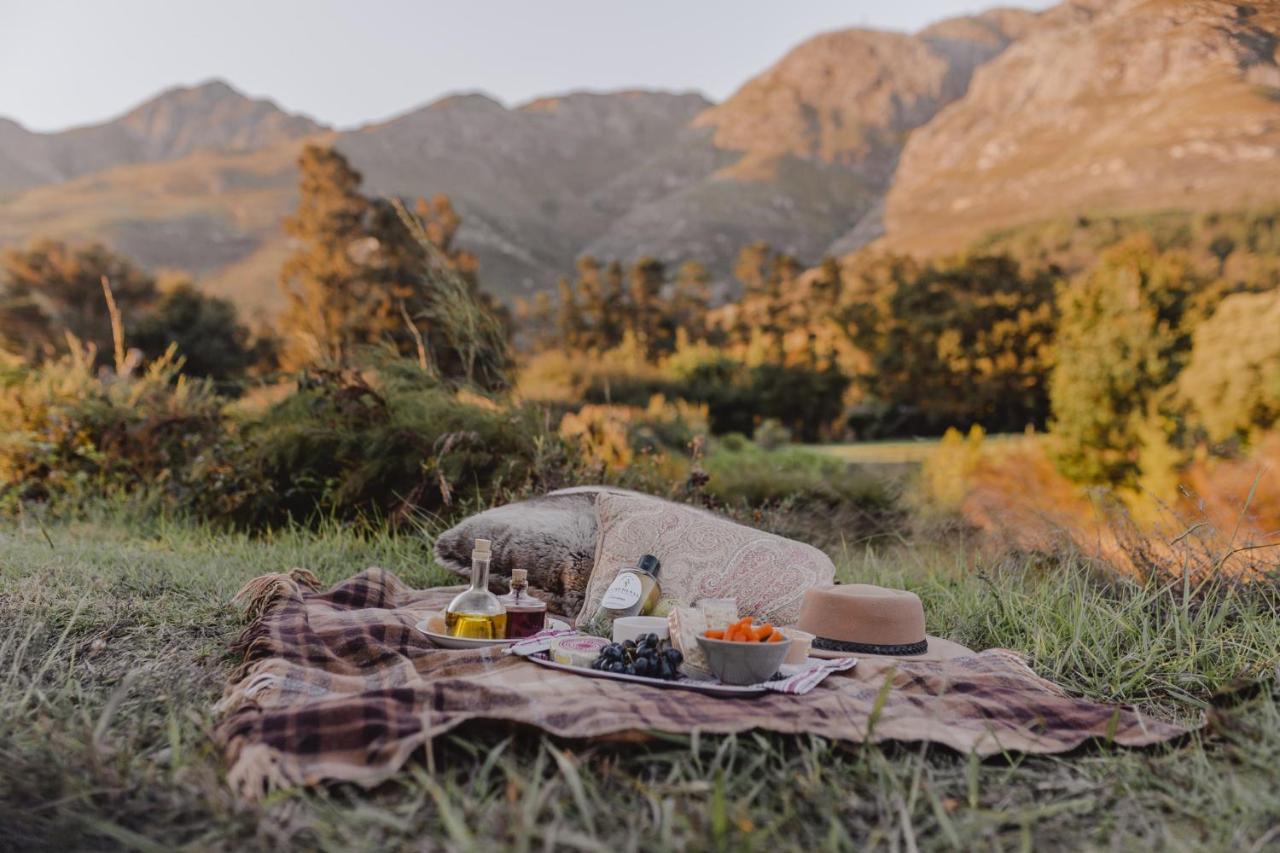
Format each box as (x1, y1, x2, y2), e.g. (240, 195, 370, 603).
(215, 567, 1191, 799)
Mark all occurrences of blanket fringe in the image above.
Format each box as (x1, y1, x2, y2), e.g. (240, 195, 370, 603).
(214, 668, 284, 716)
(225, 741, 301, 802)
(231, 568, 321, 621)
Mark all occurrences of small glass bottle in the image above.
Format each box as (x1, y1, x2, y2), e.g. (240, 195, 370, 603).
(601, 554, 662, 619)
(499, 568, 548, 638)
(445, 538, 508, 639)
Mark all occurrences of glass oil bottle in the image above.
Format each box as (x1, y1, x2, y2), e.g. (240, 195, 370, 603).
(445, 538, 508, 638)
(499, 568, 548, 638)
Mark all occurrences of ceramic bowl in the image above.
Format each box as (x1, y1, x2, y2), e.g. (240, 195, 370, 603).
(696, 635, 792, 686)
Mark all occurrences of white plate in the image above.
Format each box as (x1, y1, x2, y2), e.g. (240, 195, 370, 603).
(416, 617, 571, 649)
(525, 653, 769, 697)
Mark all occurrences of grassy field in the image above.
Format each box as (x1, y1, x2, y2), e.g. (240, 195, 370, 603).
(810, 434, 1034, 467)
(2, 513, 1279, 851)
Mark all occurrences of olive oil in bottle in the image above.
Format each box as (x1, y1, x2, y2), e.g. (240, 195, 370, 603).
(445, 538, 508, 639)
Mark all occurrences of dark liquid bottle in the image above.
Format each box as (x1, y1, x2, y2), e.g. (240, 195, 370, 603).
(499, 569, 547, 638)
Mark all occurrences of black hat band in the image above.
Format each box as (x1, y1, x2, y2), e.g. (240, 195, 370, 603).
(811, 637, 929, 656)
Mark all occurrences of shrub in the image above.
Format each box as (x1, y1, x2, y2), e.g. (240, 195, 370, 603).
(231, 365, 559, 527)
(0, 343, 231, 513)
(558, 395, 708, 477)
(627, 395, 708, 456)
(916, 425, 986, 516)
(675, 358, 850, 441)
(703, 441, 894, 512)
(752, 418, 792, 450)
(517, 343, 677, 407)
(559, 404, 634, 470)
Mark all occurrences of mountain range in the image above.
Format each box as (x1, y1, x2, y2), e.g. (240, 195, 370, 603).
(2, 0, 1279, 313)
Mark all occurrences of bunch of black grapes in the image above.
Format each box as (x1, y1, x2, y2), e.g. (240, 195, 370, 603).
(591, 633, 683, 679)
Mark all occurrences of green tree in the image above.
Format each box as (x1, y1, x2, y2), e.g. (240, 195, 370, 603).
(848, 253, 1056, 436)
(0, 239, 156, 364)
(1050, 237, 1206, 486)
(1178, 288, 1280, 443)
(131, 279, 268, 383)
(602, 261, 626, 334)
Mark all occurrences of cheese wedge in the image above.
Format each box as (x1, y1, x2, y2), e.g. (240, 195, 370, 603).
(697, 598, 739, 631)
(668, 606, 711, 678)
(549, 636, 607, 667)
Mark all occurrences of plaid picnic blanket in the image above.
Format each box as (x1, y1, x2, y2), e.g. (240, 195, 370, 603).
(215, 568, 1190, 799)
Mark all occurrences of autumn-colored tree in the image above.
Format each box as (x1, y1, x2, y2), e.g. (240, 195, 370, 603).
(278, 145, 509, 386)
(0, 239, 157, 363)
(555, 276, 582, 350)
(734, 242, 771, 298)
(628, 257, 667, 355)
(671, 260, 712, 341)
(279, 145, 380, 367)
(1050, 237, 1207, 487)
(571, 256, 607, 350)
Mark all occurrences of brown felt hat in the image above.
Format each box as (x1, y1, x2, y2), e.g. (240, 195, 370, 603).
(795, 584, 973, 662)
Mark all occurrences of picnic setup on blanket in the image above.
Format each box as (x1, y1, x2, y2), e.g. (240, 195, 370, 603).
(216, 487, 1190, 798)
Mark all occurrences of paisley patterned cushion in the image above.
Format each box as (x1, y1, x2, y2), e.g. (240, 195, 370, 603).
(579, 491, 836, 626)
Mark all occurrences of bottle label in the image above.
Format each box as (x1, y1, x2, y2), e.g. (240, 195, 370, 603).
(601, 571, 642, 610)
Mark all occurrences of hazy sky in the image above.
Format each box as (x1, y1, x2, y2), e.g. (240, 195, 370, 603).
(2, 0, 1054, 133)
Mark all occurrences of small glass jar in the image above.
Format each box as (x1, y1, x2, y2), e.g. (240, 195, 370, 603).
(499, 568, 547, 638)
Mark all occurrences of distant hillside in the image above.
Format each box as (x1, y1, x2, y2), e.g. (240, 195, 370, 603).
(5, 0, 1280, 312)
(587, 9, 1034, 268)
(882, 0, 1280, 254)
(0, 10, 1034, 310)
(0, 80, 323, 194)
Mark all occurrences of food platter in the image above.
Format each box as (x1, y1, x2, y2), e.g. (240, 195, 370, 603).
(524, 652, 769, 697)
(416, 617, 571, 650)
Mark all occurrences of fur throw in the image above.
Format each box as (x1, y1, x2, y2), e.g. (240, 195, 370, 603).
(433, 486, 643, 616)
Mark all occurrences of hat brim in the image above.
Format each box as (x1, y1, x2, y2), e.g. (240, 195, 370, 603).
(807, 633, 974, 664)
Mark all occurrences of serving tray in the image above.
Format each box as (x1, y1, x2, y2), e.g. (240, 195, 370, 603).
(524, 652, 769, 698)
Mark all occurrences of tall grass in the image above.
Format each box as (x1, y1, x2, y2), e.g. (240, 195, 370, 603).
(2, 516, 1277, 850)
(392, 198, 511, 391)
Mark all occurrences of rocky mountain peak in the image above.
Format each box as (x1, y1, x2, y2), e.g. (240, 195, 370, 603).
(882, 0, 1280, 253)
(115, 79, 324, 160)
(691, 11, 1036, 188)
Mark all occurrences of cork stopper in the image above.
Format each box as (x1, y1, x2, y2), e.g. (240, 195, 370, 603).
(472, 538, 491, 560)
(511, 568, 528, 586)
